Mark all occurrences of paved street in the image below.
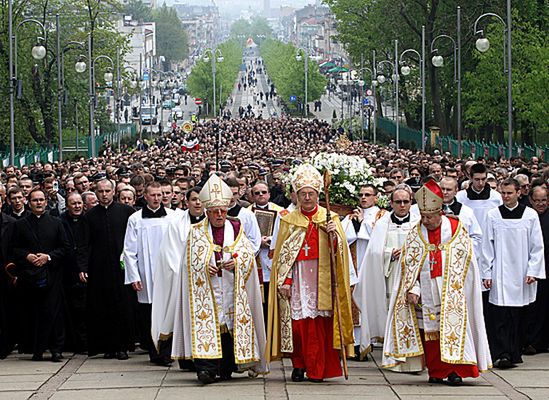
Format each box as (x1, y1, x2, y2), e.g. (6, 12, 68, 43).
(2, 348, 549, 399)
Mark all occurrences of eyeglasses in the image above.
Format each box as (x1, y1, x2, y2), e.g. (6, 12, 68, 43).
(254, 191, 267, 195)
(359, 193, 374, 197)
(393, 200, 411, 205)
(531, 198, 547, 204)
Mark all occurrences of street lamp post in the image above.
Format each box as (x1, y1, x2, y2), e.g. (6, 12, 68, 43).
(431, 9, 461, 156)
(400, 25, 426, 152)
(474, 2, 513, 158)
(88, 34, 114, 157)
(355, 67, 371, 141)
(376, 59, 397, 146)
(295, 48, 309, 118)
(9, 15, 47, 164)
(56, 14, 86, 162)
(372, 50, 377, 144)
(203, 48, 224, 118)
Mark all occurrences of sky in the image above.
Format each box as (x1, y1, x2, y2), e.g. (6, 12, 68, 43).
(168, 0, 319, 16)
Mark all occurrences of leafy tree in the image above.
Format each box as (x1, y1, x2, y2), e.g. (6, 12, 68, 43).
(187, 40, 242, 116)
(260, 39, 326, 115)
(324, 0, 548, 145)
(0, 0, 126, 149)
(122, 0, 152, 22)
(153, 4, 188, 67)
(230, 16, 272, 46)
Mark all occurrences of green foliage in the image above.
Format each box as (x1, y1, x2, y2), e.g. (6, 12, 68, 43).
(0, 0, 128, 150)
(260, 39, 326, 114)
(230, 16, 273, 46)
(325, 0, 549, 146)
(187, 40, 242, 116)
(122, 0, 152, 21)
(152, 4, 189, 65)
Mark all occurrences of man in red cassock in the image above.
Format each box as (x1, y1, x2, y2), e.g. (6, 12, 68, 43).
(266, 164, 354, 383)
(382, 179, 491, 385)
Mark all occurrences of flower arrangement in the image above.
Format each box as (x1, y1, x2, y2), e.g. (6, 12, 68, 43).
(309, 152, 385, 207)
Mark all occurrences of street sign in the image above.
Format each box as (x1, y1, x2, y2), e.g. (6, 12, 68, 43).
(194, 98, 203, 105)
(290, 95, 297, 103)
(143, 71, 149, 81)
(366, 89, 373, 96)
(362, 98, 369, 105)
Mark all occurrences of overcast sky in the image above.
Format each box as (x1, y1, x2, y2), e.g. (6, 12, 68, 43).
(168, 0, 320, 17)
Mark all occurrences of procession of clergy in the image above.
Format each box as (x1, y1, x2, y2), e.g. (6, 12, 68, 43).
(124, 161, 545, 386)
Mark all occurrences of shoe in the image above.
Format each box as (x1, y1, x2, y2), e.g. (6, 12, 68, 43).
(178, 359, 196, 371)
(428, 377, 444, 384)
(523, 345, 537, 355)
(32, 354, 44, 361)
(494, 357, 513, 369)
(219, 373, 232, 381)
(51, 353, 63, 363)
(116, 351, 129, 360)
(291, 368, 305, 382)
(308, 378, 324, 383)
(197, 370, 216, 385)
(104, 353, 115, 359)
(446, 372, 463, 386)
(151, 357, 173, 367)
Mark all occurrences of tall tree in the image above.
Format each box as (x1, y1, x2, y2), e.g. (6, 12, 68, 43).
(153, 4, 188, 68)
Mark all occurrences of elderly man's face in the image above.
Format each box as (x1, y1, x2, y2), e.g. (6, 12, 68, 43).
(297, 188, 318, 212)
(206, 207, 227, 228)
(421, 212, 442, 231)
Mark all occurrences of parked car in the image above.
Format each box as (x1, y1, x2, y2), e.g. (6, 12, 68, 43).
(140, 105, 157, 125)
(173, 106, 183, 120)
(162, 99, 175, 109)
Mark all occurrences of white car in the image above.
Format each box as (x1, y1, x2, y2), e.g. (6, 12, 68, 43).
(173, 107, 183, 120)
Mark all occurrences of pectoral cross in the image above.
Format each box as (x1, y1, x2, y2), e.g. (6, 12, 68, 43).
(303, 243, 310, 257)
(429, 257, 437, 271)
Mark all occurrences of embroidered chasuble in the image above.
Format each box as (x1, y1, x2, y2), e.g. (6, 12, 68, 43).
(382, 216, 492, 375)
(183, 218, 267, 372)
(266, 206, 354, 361)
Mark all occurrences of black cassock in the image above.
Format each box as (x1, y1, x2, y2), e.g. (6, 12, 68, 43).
(10, 212, 70, 356)
(524, 210, 549, 351)
(0, 212, 15, 358)
(78, 202, 135, 356)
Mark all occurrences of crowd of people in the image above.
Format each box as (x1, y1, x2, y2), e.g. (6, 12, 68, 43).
(0, 115, 547, 387)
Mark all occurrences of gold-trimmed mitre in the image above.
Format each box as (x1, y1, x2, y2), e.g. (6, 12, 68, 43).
(415, 179, 443, 213)
(292, 163, 323, 193)
(199, 174, 233, 208)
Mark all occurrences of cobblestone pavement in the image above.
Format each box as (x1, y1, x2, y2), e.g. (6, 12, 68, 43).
(2, 348, 548, 400)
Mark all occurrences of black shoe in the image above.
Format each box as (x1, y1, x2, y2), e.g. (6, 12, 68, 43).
(494, 357, 513, 369)
(116, 351, 129, 360)
(446, 372, 462, 386)
(523, 345, 537, 356)
(32, 354, 44, 361)
(428, 377, 444, 384)
(104, 353, 115, 359)
(51, 353, 63, 363)
(197, 370, 216, 385)
(291, 368, 305, 382)
(308, 378, 324, 383)
(178, 359, 196, 371)
(151, 357, 173, 367)
(219, 373, 232, 381)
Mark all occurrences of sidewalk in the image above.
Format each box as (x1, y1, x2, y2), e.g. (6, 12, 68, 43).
(0, 348, 546, 399)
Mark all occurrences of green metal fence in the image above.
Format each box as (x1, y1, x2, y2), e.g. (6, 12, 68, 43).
(1, 124, 137, 168)
(375, 118, 549, 162)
